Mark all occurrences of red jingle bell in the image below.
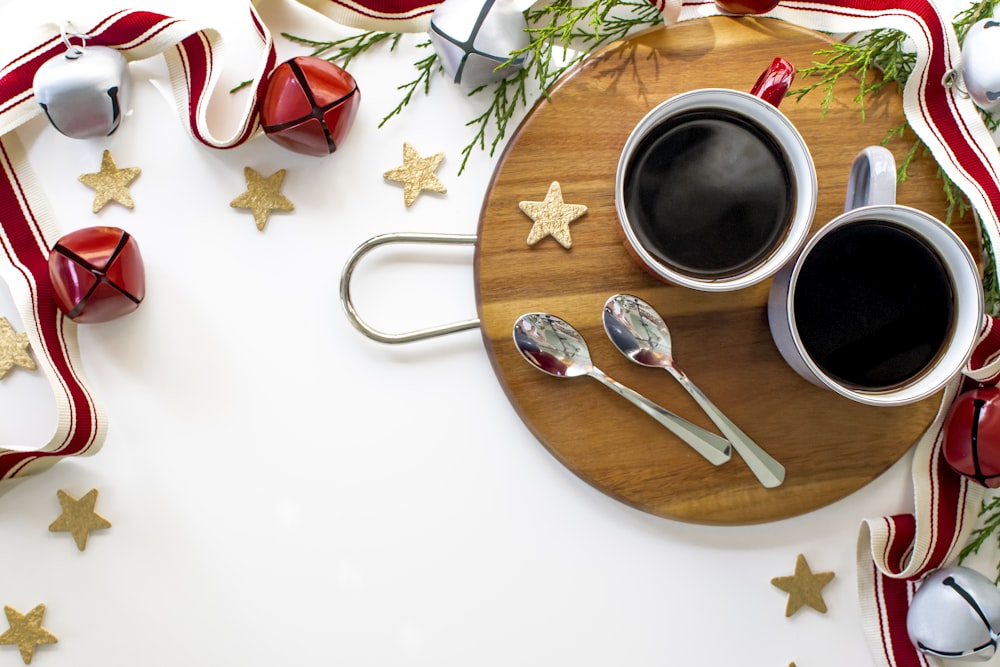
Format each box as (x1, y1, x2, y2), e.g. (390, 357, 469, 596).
(259, 56, 360, 157)
(714, 0, 780, 14)
(943, 386, 1000, 487)
(48, 226, 145, 323)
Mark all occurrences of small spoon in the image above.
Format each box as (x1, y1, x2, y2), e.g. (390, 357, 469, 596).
(602, 294, 785, 488)
(512, 312, 731, 466)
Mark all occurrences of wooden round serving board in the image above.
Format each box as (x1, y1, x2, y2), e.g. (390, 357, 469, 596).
(474, 16, 982, 525)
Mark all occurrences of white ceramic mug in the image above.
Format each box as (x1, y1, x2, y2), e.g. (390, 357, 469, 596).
(767, 146, 984, 406)
(615, 57, 817, 291)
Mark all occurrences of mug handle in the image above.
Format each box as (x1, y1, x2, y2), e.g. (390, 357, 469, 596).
(749, 57, 795, 108)
(844, 145, 897, 211)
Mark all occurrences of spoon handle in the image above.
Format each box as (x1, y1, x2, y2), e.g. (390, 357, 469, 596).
(666, 367, 785, 488)
(588, 368, 732, 465)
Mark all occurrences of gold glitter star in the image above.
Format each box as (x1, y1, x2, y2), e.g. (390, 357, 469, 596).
(519, 181, 588, 249)
(48, 488, 111, 551)
(771, 554, 835, 617)
(0, 604, 57, 664)
(383, 142, 447, 207)
(0, 317, 35, 379)
(230, 167, 295, 231)
(78, 149, 141, 213)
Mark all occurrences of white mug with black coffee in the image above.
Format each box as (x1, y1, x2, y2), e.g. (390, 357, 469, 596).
(767, 146, 984, 406)
(615, 57, 817, 291)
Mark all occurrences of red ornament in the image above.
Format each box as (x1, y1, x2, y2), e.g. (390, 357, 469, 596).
(48, 226, 145, 323)
(943, 386, 1000, 487)
(714, 0, 780, 14)
(259, 56, 360, 157)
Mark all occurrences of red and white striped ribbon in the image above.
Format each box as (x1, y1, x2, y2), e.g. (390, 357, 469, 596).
(291, 0, 441, 31)
(0, 6, 275, 482)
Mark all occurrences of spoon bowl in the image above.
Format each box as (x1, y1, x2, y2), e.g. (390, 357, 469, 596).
(513, 312, 731, 465)
(603, 294, 785, 488)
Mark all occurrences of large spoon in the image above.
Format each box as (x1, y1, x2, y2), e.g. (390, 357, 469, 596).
(512, 312, 731, 466)
(602, 294, 785, 488)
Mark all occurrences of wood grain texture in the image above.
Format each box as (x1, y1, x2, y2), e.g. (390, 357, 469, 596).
(474, 17, 982, 525)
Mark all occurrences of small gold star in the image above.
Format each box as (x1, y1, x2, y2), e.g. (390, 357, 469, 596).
(383, 142, 447, 207)
(48, 488, 111, 551)
(519, 181, 588, 249)
(78, 149, 141, 213)
(771, 554, 835, 617)
(0, 317, 35, 379)
(230, 167, 295, 231)
(0, 604, 57, 664)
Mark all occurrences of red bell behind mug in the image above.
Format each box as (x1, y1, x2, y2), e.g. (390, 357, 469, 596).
(48, 226, 145, 323)
(259, 56, 361, 157)
(943, 386, 1000, 487)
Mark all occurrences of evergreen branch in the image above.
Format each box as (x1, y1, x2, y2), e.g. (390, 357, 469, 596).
(960, 495, 1000, 582)
(459, 68, 532, 174)
(282, 30, 402, 69)
(789, 29, 913, 119)
(983, 228, 1000, 316)
(452, 0, 662, 172)
(379, 43, 439, 129)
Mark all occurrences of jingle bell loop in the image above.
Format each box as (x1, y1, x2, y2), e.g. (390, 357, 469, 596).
(943, 18, 1000, 112)
(32, 23, 131, 139)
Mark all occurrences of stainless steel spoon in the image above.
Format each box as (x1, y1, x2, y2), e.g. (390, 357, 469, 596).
(602, 294, 785, 488)
(512, 312, 731, 466)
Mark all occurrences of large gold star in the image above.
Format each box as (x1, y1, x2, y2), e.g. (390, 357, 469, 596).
(383, 142, 447, 207)
(78, 149, 141, 213)
(519, 181, 588, 249)
(0, 317, 35, 379)
(230, 167, 295, 231)
(48, 488, 111, 551)
(771, 554, 835, 617)
(0, 604, 57, 664)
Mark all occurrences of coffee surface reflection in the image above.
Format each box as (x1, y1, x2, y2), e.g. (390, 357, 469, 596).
(622, 109, 794, 277)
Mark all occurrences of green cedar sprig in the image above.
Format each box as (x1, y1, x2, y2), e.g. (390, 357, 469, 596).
(960, 494, 1000, 582)
(281, 1, 663, 173)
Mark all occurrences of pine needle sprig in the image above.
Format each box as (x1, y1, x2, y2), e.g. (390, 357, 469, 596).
(960, 494, 1000, 582)
(451, 0, 662, 172)
(378, 42, 441, 128)
(279, 2, 662, 171)
(789, 28, 914, 119)
(282, 30, 402, 69)
(459, 69, 532, 173)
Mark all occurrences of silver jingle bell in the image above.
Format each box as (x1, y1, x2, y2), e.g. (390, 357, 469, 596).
(33, 44, 131, 139)
(429, 0, 530, 89)
(907, 565, 1000, 661)
(960, 18, 1000, 113)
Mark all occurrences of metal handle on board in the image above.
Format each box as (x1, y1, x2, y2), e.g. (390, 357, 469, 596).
(339, 232, 481, 344)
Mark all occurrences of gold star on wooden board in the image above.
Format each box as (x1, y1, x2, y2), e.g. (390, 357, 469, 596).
(771, 554, 835, 617)
(48, 488, 111, 551)
(230, 167, 295, 231)
(0, 317, 35, 379)
(383, 142, 447, 207)
(519, 181, 588, 249)
(0, 604, 57, 664)
(78, 149, 141, 213)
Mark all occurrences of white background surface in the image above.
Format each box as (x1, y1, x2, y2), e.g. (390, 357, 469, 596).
(0, 0, 995, 665)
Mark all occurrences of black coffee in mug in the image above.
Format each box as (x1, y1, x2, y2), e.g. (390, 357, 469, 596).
(792, 220, 955, 389)
(622, 109, 794, 278)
